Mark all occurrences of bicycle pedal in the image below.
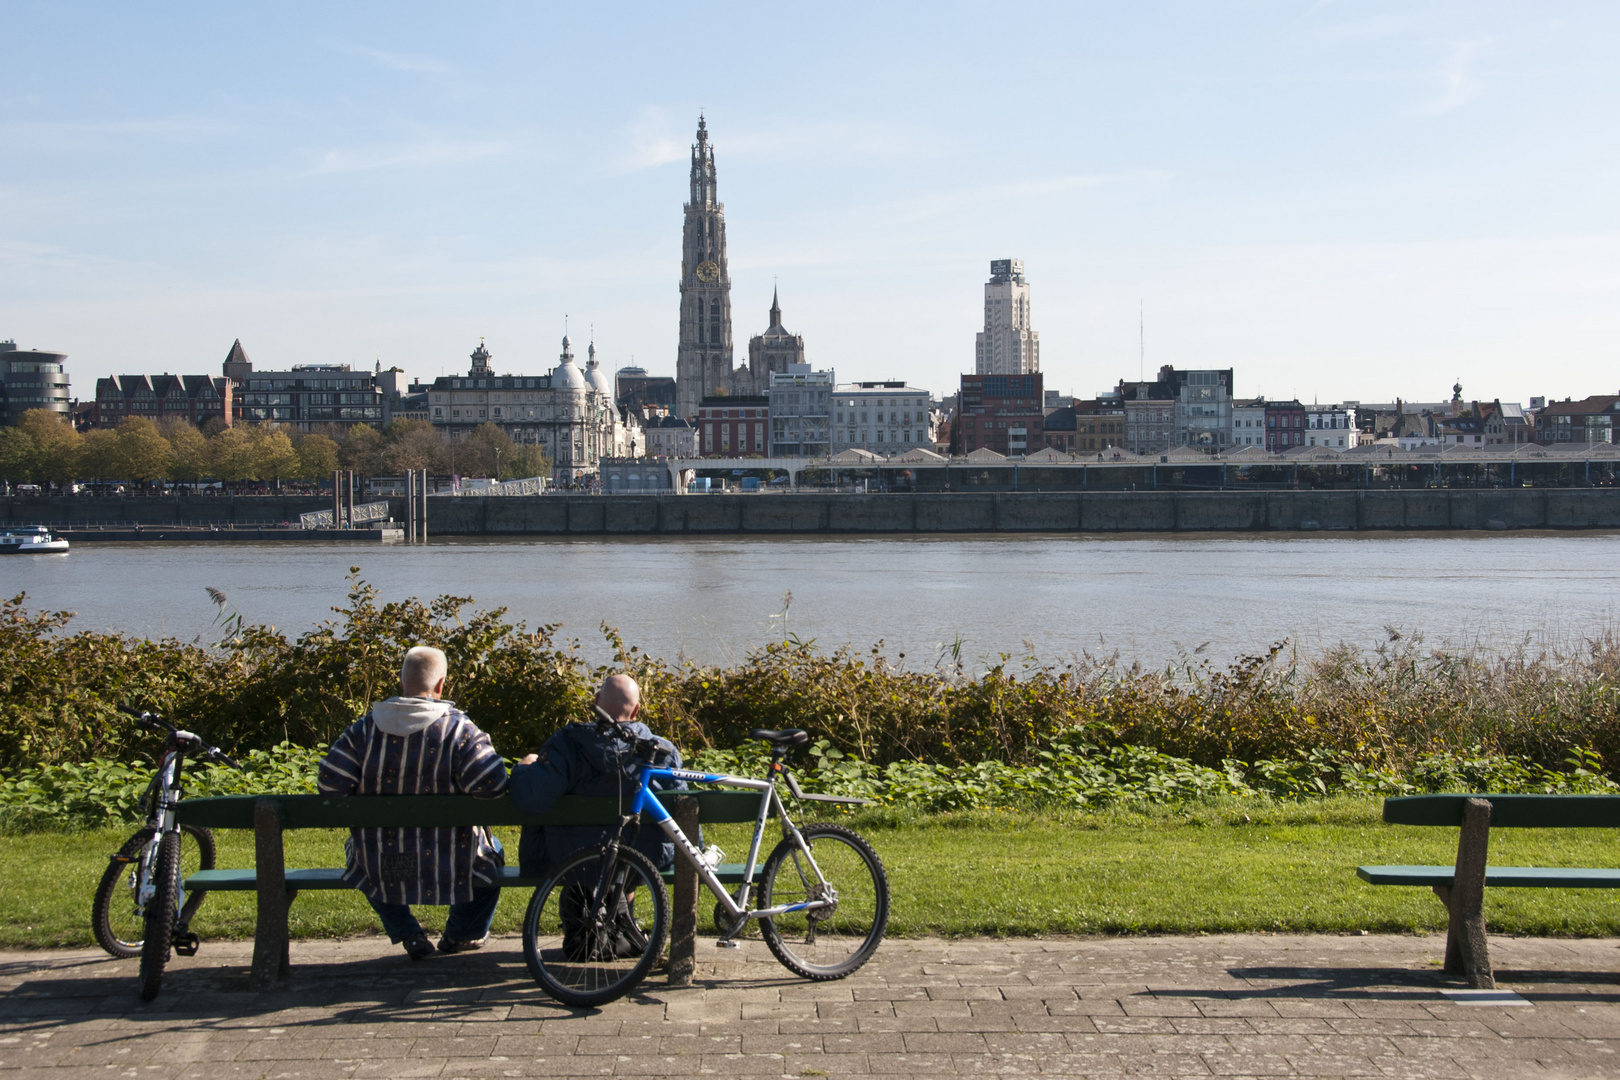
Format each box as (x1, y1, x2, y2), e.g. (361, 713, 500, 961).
(173, 932, 200, 957)
(715, 939, 739, 949)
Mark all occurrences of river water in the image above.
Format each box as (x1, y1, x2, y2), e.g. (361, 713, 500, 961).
(5, 533, 1619, 671)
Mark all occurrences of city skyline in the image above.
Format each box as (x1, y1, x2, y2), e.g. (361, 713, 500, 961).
(2, 2, 1618, 405)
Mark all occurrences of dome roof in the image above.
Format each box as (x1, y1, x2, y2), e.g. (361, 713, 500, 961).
(552, 333, 587, 390)
(586, 356, 613, 397)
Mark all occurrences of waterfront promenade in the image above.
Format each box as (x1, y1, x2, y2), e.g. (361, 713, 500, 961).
(9, 487, 1620, 537)
(4, 934, 1619, 1077)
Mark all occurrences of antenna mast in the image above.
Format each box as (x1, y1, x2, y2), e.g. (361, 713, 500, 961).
(1139, 300, 1144, 381)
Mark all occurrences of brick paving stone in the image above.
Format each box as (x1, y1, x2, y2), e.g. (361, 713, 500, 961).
(8, 934, 1620, 1078)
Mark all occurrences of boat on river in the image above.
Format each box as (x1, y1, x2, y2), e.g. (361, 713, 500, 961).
(0, 526, 69, 554)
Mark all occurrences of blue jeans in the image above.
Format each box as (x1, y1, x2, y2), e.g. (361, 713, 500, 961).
(367, 838, 504, 944)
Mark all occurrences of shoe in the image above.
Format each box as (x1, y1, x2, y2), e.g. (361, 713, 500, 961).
(437, 933, 489, 955)
(403, 932, 435, 961)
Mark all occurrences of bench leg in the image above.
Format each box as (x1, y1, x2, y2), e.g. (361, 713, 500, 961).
(667, 796, 699, 987)
(1439, 797, 1494, 989)
(251, 798, 291, 991)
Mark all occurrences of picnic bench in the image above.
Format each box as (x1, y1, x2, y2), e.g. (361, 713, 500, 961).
(177, 791, 769, 991)
(1356, 793, 1620, 988)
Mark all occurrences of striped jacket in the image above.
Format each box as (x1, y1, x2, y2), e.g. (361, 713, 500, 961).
(317, 697, 508, 905)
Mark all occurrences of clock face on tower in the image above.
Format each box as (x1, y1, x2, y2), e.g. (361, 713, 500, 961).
(695, 260, 720, 283)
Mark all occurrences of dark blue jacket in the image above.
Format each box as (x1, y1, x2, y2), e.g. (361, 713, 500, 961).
(509, 719, 684, 878)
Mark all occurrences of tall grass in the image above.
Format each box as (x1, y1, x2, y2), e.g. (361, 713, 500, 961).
(3, 576, 1619, 775)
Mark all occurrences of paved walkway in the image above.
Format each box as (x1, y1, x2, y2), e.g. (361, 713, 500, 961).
(3, 934, 1620, 1078)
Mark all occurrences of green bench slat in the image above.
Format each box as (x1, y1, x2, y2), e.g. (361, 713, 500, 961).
(186, 862, 761, 893)
(1382, 794, 1620, 828)
(177, 791, 770, 830)
(1357, 865, 1620, 889)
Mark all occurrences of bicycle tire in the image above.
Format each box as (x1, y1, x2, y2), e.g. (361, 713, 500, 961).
(92, 824, 216, 959)
(758, 823, 889, 980)
(522, 844, 669, 1008)
(137, 830, 182, 1001)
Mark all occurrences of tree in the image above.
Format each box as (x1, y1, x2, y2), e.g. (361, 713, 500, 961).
(117, 418, 174, 484)
(253, 426, 298, 489)
(77, 429, 123, 483)
(463, 423, 513, 479)
(209, 425, 256, 486)
(294, 434, 340, 481)
(17, 410, 81, 486)
(383, 419, 449, 474)
(505, 444, 551, 481)
(0, 429, 37, 483)
(160, 420, 210, 488)
(340, 424, 386, 477)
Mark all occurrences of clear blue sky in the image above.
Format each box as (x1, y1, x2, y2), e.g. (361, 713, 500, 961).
(2, 1, 1616, 406)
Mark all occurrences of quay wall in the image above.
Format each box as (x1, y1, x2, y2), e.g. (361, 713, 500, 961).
(5, 488, 1620, 536)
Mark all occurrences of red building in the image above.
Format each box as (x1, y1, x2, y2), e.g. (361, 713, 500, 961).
(696, 395, 769, 456)
(958, 374, 1043, 455)
(1264, 399, 1306, 451)
(92, 374, 232, 429)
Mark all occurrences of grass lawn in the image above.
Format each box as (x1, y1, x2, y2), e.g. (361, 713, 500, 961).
(5, 796, 1620, 949)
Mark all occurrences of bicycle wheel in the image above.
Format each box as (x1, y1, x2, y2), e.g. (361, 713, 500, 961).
(136, 831, 181, 1001)
(758, 823, 889, 980)
(93, 824, 216, 959)
(522, 844, 669, 1008)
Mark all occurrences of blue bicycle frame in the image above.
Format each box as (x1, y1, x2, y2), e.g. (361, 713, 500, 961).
(631, 764, 834, 925)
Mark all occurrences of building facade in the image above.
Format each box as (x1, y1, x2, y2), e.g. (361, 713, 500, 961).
(674, 117, 736, 418)
(1175, 371, 1233, 449)
(1123, 397, 1176, 455)
(1304, 404, 1359, 449)
(959, 373, 1043, 455)
(768, 366, 833, 457)
(1262, 400, 1306, 452)
(975, 259, 1040, 376)
(616, 367, 677, 415)
(1071, 399, 1126, 454)
(696, 396, 768, 456)
(236, 361, 388, 431)
(832, 381, 933, 454)
(0, 340, 71, 426)
(642, 415, 696, 457)
(1536, 397, 1618, 445)
(92, 375, 231, 428)
(1232, 399, 1266, 448)
(428, 337, 632, 481)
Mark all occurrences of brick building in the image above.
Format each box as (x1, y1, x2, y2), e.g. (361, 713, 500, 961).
(1263, 400, 1307, 452)
(92, 374, 232, 428)
(1536, 397, 1618, 445)
(958, 373, 1043, 455)
(696, 395, 769, 456)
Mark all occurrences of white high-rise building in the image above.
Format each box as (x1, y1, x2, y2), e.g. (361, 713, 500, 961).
(975, 259, 1040, 376)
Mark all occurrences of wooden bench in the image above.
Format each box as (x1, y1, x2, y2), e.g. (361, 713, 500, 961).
(177, 791, 768, 991)
(1356, 793, 1620, 988)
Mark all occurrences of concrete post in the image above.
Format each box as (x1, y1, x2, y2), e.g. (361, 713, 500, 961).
(667, 795, 700, 987)
(251, 798, 290, 990)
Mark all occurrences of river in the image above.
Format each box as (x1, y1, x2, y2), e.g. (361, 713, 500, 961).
(5, 533, 1619, 671)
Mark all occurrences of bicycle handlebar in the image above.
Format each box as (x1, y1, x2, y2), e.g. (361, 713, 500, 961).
(116, 704, 244, 771)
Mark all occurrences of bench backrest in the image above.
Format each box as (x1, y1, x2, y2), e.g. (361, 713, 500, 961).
(177, 791, 769, 830)
(1383, 794, 1620, 828)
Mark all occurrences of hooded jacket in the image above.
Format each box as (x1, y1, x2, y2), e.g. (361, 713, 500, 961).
(508, 718, 684, 877)
(317, 697, 508, 905)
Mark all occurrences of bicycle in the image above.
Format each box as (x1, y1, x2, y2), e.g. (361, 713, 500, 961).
(521, 719, 889, 1007)
(91, 705, 241, 1001)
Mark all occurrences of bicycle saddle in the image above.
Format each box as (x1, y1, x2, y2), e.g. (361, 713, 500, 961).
(750, 728, 810, 746)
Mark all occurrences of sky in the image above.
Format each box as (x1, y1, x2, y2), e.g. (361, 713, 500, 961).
(2, 1, 1617, 407)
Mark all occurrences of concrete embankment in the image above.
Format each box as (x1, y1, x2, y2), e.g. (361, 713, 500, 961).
(6, 488, 1620, 537)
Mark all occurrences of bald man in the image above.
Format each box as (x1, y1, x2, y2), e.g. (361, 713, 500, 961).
(318, 646, 508, 961)
(508, 673, 685, 879)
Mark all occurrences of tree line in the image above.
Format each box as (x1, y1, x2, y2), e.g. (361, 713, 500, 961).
(0, 410, 550, 489)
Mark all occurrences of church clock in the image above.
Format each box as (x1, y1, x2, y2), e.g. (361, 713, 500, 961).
(695, 260, 720, 283)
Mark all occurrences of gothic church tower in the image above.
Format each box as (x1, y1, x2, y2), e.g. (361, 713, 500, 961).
(675, 116, 734, 418)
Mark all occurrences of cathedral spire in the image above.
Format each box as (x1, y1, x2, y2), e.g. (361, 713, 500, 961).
(690, 115, 716, 209)
(769, 287, 782, 329)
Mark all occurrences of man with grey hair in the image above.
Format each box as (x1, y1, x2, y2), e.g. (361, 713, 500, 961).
(318, 645, 509, 960)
